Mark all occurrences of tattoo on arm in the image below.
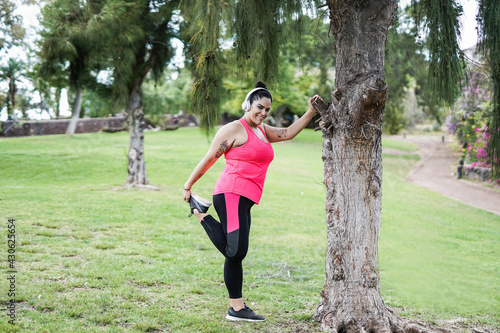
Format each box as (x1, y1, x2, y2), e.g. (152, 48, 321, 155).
(274, 128, 287, 139)
(215, 140, 230, 158)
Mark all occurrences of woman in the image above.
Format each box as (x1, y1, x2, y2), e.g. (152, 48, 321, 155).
(182, 81, 322, 322)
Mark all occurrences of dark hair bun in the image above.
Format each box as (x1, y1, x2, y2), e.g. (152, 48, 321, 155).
(255, 81, 267, 89)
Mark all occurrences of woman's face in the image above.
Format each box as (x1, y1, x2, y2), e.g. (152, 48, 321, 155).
(247, 97, 272, 126)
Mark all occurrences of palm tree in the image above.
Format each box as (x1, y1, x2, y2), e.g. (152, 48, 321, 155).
(0, 58, 24, 121)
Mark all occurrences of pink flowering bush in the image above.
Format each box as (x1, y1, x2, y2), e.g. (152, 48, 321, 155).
(464, 126, 492, 168)
(449, 66, 492, 158)
(449, 62, 499, 184)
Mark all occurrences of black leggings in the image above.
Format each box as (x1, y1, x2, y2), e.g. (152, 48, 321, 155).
(200, 193, 254, 299)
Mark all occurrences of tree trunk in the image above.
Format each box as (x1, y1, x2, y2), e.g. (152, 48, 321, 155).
(8, 78, 17, 121)
(66, 87, 83, 135)
(55, 88, 62, 119)
(274, 104, 287, 127)
(125, 81, 149, 187)
(312, 1, 436, 332)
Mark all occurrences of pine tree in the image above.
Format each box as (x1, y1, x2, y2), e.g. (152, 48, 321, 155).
(0, 58, 24, 121)
(38, 0, 107, 134)
(100, 0, 180, 187)
(177, 0, 500, 330)
(185, 0, 490, 330)
(39, 0, 180, 185)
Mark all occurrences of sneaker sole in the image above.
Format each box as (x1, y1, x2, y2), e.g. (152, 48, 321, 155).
(191, 193, 212, 208)
(226, 314, 265, 322)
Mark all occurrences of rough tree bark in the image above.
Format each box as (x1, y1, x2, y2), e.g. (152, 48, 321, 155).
(125, 80, 149, 187)
(8, 76, 17, 120)
(55, 88, 62, 119)
(66, 87, 83, 135)
(123, 39, 160, 188)
(312, 1, 442, 332)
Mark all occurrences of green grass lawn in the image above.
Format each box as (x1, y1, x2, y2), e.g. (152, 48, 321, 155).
(0, 128, 498, 332)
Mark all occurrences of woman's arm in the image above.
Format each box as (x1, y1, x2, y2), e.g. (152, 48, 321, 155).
(264, 95, 323, 143)
(182, 124, 238, 202)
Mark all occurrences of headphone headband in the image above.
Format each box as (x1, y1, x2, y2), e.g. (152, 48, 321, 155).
(241, 87, 269, 111)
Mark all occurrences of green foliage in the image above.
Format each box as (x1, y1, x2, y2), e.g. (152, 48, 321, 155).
(194, 13, 334, 126)
(411, 0, 466, 105)
(81, 88, 119, 118)
(0, 91, 6, 112)
(15, 88, 34, 118)
(417, 86, 447, 125)
(220, 45, 331, 121)
(477, 0, 500, 178)
(184, 0, 323, 134)
(0, 0, 25, 51)
(38, 0, 108, 114)
(232, 0, 284, 83)
(0, 57, 24, 116)
(182, 0, 224, 134)
(142, 68, 193, 116)
(385, 7, 455, 127)
(385, 9, 427, 129)
(218, 78, 253, 117)
(383, 101, 406, 134)
(102, 0, 179, 106)
(38, 0, 181, 119)
(143, 113, 167, 128)
(276, 14, 335, 107)
(28, 48, 67, 118)
(386, 10, 418, 103)
(0, 57, 23, 80)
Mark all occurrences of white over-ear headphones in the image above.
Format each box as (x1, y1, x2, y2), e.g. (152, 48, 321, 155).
(241, 87, 268, 111)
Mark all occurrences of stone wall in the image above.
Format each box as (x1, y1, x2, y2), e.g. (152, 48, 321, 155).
(464, 165, 492, 182)
(1, 117, 126, 137)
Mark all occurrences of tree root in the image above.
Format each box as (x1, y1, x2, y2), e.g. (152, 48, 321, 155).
(316, 303, 461, 333)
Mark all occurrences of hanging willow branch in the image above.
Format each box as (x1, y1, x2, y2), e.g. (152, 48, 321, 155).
(478, 0, 500, 178)
(185, 0, 319, 135)
(233, 0, 282, 83)
(412, 0, 466, 105)
(232, 0, 315, 84)
(185, 0, 223, 135)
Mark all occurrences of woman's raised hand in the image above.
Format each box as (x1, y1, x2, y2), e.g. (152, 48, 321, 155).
(308, 95, 323, 112)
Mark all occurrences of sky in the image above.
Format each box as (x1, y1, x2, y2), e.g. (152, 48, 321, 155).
(457, 0, 480, 49)
(1, 0, 481, 120)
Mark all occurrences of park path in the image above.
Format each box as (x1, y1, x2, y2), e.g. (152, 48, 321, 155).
(385, 133, 500, 216)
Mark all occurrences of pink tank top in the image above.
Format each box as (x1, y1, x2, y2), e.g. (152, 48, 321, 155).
(213, 118, 274, 204)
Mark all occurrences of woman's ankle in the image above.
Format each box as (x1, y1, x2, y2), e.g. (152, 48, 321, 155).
(230, 298, 245, 311)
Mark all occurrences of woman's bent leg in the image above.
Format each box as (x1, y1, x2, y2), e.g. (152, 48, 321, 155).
(200, 193, 254, 299)
(220, 194, 253, 299)
(200, 214, 227, 255)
